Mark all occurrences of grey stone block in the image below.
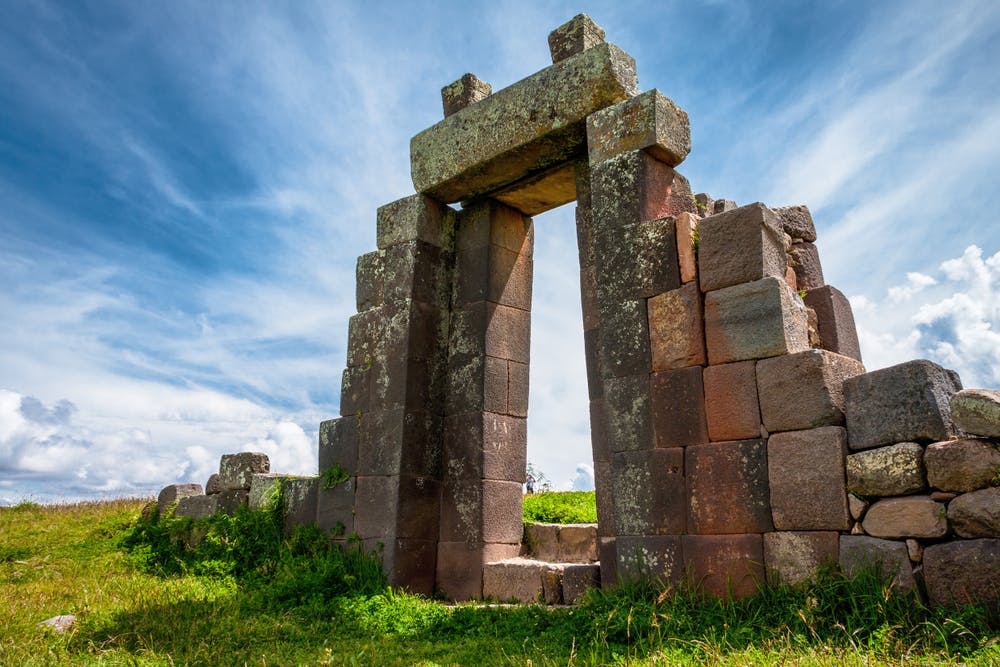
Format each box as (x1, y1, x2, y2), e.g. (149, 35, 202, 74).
(215, 489, 248, 516)
(767, 427, 850, 531)
(483, 557, 552, 603)
(174, 494, 218, 521)
(612, 448, 686, 535)
(950, 388, 1000, 437)
(764, 531, 839, 585)
(846, 443, 926, 497)
(523, 522, 559, 561)
(925, 438, 1000, 492)
(757, 349, 865, 433)
(562, 563, 600, 603)
(558, 524, 599, 562)
(772, 205, 817, 242)
(947, 488, 1000, 538)
(923, 539, 1000, 609)
(281, 477, 319, 530)
(587, 89, 690, 167)
(597, 298, 649, 379)
(803, 285, 863, 363)
(319, 416, 359, 475)
(548, 13, 606, 63)
(617, 535, 683, 586)
(218, 452, 270, 491)
(248, 473, 287, 511)
(204, 474, 221, 495)
(698, 203, 787, 293)
(157, 483, 203, 509)
(602, 373, 653, 453)
(355, 251, 384, 312)
(595, 217, 679, 302)
(442, 73, 492, 117)
(650, 367, 708, 447)
(376, 194, 452, 249)
(839, 535, 916, 593)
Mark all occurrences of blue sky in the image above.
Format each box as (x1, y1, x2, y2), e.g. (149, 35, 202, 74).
(2, 0, 999, 504)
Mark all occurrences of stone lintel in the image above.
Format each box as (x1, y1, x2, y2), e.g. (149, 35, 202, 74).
(586, 89, 691, 167)
(410, 42, 638, 204)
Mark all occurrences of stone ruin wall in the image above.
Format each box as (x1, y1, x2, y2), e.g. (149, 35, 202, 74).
(156, 15, 1000, 610)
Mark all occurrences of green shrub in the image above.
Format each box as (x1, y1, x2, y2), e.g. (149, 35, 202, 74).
(523, 490, 597, 524)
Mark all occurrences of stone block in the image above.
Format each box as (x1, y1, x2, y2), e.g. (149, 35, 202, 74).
(906, 539, 923, 562)
(599, 537, 618, 588)
(319, 416, 359, 474)
(376, 194, 451, 249)
(339, 366, 370, 416)
(436, 541, 521, 601)
(703, 360, 761, 441)
(483, 557, 549, 602)
(603, 373, 653, 452)
(584, 328, 603, 399)
(355, 251, 384, 312)
(950, 388, 1000, 437)
(218, 452, 270, 491)
(357, 407, 440, 477)
(947, 488, 1000, 538)
(763, 531, 839, 585)
(346, 307, 383, 368)
(594, 459, 615, 536)
(215, 489, 248, 516)
(382, 240, 449, 306)
(248, 473, 285, 511)
(682, 534, 764, 599)
(790, 241, 824, 291)
(440, 478, 523, 544)
(559, 524, 599, 562)
(694, 193, 713, 217)
(803, 285, 863, 363)
(862, 496, 948, 539)
(617, 535, 683, 587)
(395, 475, 442, 540)
(411, 42, 637, 205)
(443, 412, 526, 483)
(650, 367, 709, 447)
(482, 355, 509, 415)
(442, 73, 492, 117)
(923, 539, 1000, 609)
(772, 205, 817, 242)
(586, 89, 690, 167)
(548, 13, 606, 63)
(849, 494, 869, 520)
(595, 217, 679, 303)
(590, 399, 611, 464)
(157, 483, 203, 509)
(483, 480, 525, 544)
(563, 563, 601, 603)
(524, 522, 559, 561)
(756, 350, 865, 433)
(844, 360, 962, 450)
(612, 448, 686, 535)
(704, 277, 810, 364)
(648, 283, 705, 371)
(382, 538, 438, 596)
(846, 442, 926, 497)
(174, 495, 218, 521)
(204, 474, 221, 495)
(597, 298, 649, 379)
(768, 426, 850, 531)
(674, 212, 699, 283)
(354, 476, 398, 540)
(687, 440, 772, 534)
(925, 438, 1000, 492)
(839, 536, 916, 593)
(713, 199, 737, 214)
(697, 203, 787, 293)
(508, 361, 529, 417)
(282, 477, 319, 530)
(455, 241, 533, 311)
(316, 477, 355, 537)
(591, 151, 695, 231)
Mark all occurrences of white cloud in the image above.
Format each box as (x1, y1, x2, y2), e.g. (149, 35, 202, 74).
(887, 272, 937, 303)
(571, 463, 595, 492)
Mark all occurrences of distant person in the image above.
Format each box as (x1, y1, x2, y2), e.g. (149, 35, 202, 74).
(525, 473, 536, 494)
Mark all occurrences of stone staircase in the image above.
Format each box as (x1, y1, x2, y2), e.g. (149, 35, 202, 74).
(482, 522, 601, 604)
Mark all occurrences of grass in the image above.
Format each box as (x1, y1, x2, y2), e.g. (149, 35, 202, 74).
(523, 490, 598, 524)
(0, 497, 997, 666)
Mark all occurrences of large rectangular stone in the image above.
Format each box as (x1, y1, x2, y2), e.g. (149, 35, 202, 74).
(411, 43, 637, 205)
(704, 277, 810, 364)
(648, 283, 705, 371)
(923, 539, 1000, 609)
(589, 399, 611, 463)
(602, 373, 653, 453)
(355, 251, 384, 311)
(790, 241, 824, 291)
(763, 531, 839, 585)
(599, 537, 618, 588)
(282, 476, 319, 530)
(316, 477, 355, 537)
(697, 203, 787, 293)
(595, 217, 680, 301)
(839, 535, 916, 593)
(382, 240, 450, 306)
(803, 285, 862, 363)
(357, 407, 441, 477)
(174, 494, 218, 521)
(436, 542, 522, 601)
(376, 194, 453, 249)
(587, 89, 690, 167)
(354, 475, 398, 540)
(439, 478, 523, 544)
(319, 416, 359, 474)
(682, 534, 764, 599)
(756, 350, 865, 433)
(218, 452, 270, 491)
(617, 535, 683, 585)
(340, 366, 370, 416)
(395, 475, 442, 540)
(674, 212, 699, 283)
(686, 440, 772, 534)
(611, 448, 686, 535)
(597, 298, 649, 379)
(483, 557, 551, 603)
(558, 524, 599, 562)
(562, 563, 601, 603)
(382, 538, 438, 597)
(443, 412, 526, 483)
(157, 483, 203, 509)
(703, 360, 761, 441)
(843, 359, 962, 450)
(650, 367, 708, 447)
(592, 150, 696, 229)
(767, 427, 850, 531)
(594, 460, 616, 536)
(454, 240, 533, 311)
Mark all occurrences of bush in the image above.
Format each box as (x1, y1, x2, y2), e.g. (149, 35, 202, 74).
(522, 490, 597, 523)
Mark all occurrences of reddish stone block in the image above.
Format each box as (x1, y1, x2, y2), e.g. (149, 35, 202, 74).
(617, 535, 683, 586)
(804, 286, 862, 362)
(790, 241, 824, 291)
(925, 438, 1000, 492)
(355, 251, 384, 311)
(697, 203, 787, 293)
(357, 407, 440, 477)
(584, 327, 603, 399)
(443, 412, 526, 483)
(648, 283, 705, 371)
(394, 475, 442, 540)
(354, 475, 398, 540)
(383, 538, 437, 596)
(756, 350, 865, 433)
(704, 277, 810, 364)
(687, 440, 772, 534)
(486, 302, 531, 364)
(483, 356, 508, 415)
(591, 150, 696, 231)
(599, 537, 618, 588)
(508, 361, 529, 417)
(595, 217, 680, 301)
(763, 531, 839, 585)
(682, 534, 764, 599)
(767, 426, 850, 531)
(862, 496, 948, 539)
(487, 243, 533, 311)
(611, 448, 686, 535)
(382, 240, 449, 306)
(318, 416, 359, 475)
(772, 204, 816, 242)
(603, 373, 653, 453)
(589, 399, 611, 463)
(703, 361, 761, 441)
(598, 298, 649, 378)
(436, 541, 521, 601)
(651, 367, 709, 447)
(675, 212, 699, 283)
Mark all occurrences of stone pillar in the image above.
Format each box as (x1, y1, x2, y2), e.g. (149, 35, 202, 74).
(320, 194, 454, 595)
(436, 199, 533, 600)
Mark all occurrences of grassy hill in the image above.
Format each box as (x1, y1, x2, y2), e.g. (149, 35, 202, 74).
(1, 497, 997, 666)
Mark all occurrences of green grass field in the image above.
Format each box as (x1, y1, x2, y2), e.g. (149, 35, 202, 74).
(1, 497, 997, 666)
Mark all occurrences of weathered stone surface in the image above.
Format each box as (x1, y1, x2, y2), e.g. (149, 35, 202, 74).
(950, 388, 1000, 437)
(442, 73, 492, 117)
(548, 13, 606, 63)
(443, 412, 526, 483)
(844, 360, 962, 450)
(483, 557, 553, 603)
(650, 367, 709, 447)
(694, 193, 713, 217)
(436, 542, 521, 601)
(380, 538, 438, 596)
(317, 476, 355, 537)
(174, 494, 218, 521)
(617, 535, 683, 586)
(319, 416, 359, 474)
(862, 496, 948, 539)
(947, 488, 1000, 538)
(591, 150, 696, 231)
(563, 563, 601, 603)
(586, 89, 690, 167)
(215, 489, 248, 516)
(803, 285, 863, 363)
(772, 205, 817, 242)
(704, 277, 811, 364)
(923, 539, 1000, 609)
(674, 212, 699, 283)
(590, 400, 611, 464)
(281, 477, 319, 530)
(376, 194, 452, 250)
(849, 494, 869, 520)
(790, 241, 824, 291)
(204, 474, 221, 495)
(925, 438, 1000, 492)
(763, 531, 839, 585)
(603, 373, 653, 452)
(523, 522, 559, 561)
(248, 473, 286, 510)
(713, 199, 737, 214)
(595, 217, 680, 302)
(839, 536, 916, 593)
(757, 350, 864, 433)
(559, 524, 599, 562)
(157, 483, 203, 509)
(356, 407, 440, 477)
(218, 452, 270, 491)
(648, 283, 705, 371)
(906, 539, 923, 562)
(354, 476, 397, 540)
(411, 42, 637, 206)
(597, 298, 649, 378)
(687, 440, 772, 534)
(381, 240, 450, 306)
(612, 449, 686, 535)
(768, 427, 850, 531)
(599, 537, 618, 588)
(440, 478, 523, 544)
(846, 442, 926, 497)
(37, 615, 76, 633)
(682, 534, 764, 599)
(703, 360, 761, 441)
(931, 491, 957, 502)
(698, 203, 787, 293)
(356, 251, 384, 312)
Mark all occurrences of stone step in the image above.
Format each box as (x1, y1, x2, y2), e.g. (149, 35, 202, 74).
(483, 557, 600, 604)
(523, 522, 599, 563)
